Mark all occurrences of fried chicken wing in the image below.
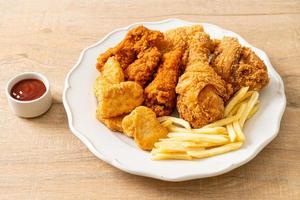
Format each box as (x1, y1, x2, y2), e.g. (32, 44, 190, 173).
(122, 106, 168, 150)
(97, 81, 144, 118)
(124, 47, 161, 87)
(234, 47, 269, 91)
(144, 49, 183, 116)
(176, 32, 230, 128)
(211, 37, 269, 91)
(96, 26, 164, 71)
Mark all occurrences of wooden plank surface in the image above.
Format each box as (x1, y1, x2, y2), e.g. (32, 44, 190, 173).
(0, 0, 299, 199)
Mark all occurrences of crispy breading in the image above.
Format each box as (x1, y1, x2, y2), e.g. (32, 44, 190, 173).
(211, 37, 242, 83)
(97, 81, 144, 118)
(122, 106, 168, 150)
(233, 47, 269, 91)
(94, 57, 143, 121)
(100, 57, 124, 84)
(93, 57, 124, 102)
(124, 47, 161, 87)
(163, 25, 205, 66)
(96, 26, 164, 71)
(186, 31, 214, 67)
(176, 32, 230, 128)
(176, 64, 228, 128)
(144, 49, 183, 116)
(96, 112, 126, 132)
(211, 37, 269, 92)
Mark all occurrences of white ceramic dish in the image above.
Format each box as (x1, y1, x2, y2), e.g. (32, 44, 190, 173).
(63, 18, 286, 181)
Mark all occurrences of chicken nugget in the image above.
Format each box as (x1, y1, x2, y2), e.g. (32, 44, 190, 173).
(96, 112, 126, 132)
(98, 81, 144, 118)
(122, 106, 168, 150)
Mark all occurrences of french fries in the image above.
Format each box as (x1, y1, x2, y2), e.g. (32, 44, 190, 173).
(151, 87, 260, 161)
(239, 92, 259, 128)
(187, 142, 243, 159)
(224, 87, 249, 116)
(158, 116, 191, 129)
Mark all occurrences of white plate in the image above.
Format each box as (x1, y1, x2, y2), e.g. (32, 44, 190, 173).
(63, 18, 286, 181)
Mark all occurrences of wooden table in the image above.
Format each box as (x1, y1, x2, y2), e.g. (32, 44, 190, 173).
(0, 1, 299, 199)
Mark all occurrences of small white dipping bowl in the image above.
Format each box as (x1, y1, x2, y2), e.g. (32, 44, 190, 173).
(6, 72, 52, 118)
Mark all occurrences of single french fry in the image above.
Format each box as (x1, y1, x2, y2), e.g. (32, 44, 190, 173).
(187, 142, 243, 159)
(168, 126, 227, 135)
(247, 103, 259, 120)
(167, 125, 191, 133)
(239, 92, 259, 128)
(167, 132, 229, 143)
(238, 91, 254, 103)
(233, 121, 245, 142)
(159, 138, 228, 147)
(184, 141, 227, 148)
(151, 152, 192, 160)
(157, 116, 191, 129)
(161, 119, 173, 128)
(235, 102, 247, 120)
(192, 127, 227, 135)
(226, 123, 236, 142)
(203, 115, 239, 128)
(154, 141, 187, 153)
(224, 87, 249, 116)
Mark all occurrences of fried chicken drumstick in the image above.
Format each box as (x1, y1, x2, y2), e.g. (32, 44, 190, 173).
(175, 29, 231, 128)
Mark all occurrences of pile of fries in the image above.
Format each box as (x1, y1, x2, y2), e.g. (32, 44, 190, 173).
(151, 87, 259, 160)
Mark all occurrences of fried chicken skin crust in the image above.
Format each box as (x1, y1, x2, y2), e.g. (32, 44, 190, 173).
(211, 37, 269, 91)
(176, 32, 230, 128)
(96, 26, 164, 71)
(144, 49, 183, 116)
(234, 47, 269, 91)
(122, 106, 168, 150)
(163, 25, 205, 67)
(124, 47, 161, 87)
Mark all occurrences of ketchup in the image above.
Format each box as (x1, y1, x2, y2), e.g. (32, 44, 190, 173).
(10, 79, 46, 101)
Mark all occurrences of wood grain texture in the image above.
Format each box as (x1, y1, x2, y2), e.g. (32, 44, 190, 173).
(0, 0, 299, 199)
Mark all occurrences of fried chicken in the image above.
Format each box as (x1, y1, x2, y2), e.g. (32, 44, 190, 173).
(96, 113, 125, 132)
(93, 57, 124, 102)
(124, 47, 161, 87)
(144, 49, 183, 116)
(234, 47, 269, 91)
(94, 57, 143, 130)
(176, 32, 230, 128)
(163, 25, 205, 67)
(96, 26, 164, 71)
(97, 81, 144, 118)
(122, 106, 168, 150)
(211, 37, 269, 91)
